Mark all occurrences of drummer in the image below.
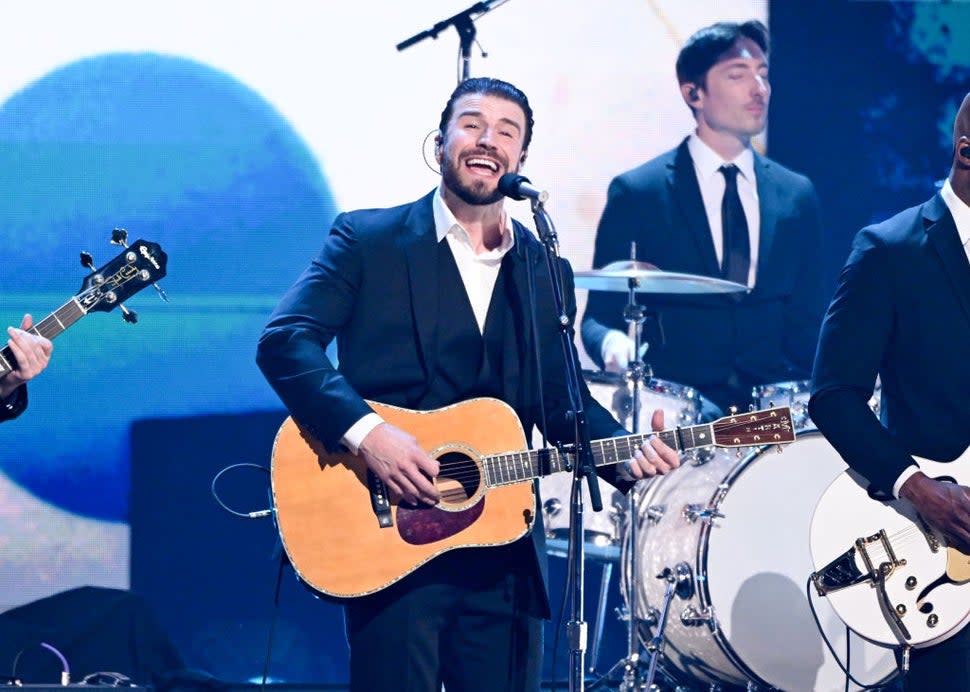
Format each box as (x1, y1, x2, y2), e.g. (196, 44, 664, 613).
(580, 19, 828, 413)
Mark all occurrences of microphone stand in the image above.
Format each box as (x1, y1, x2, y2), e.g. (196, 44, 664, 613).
(396, 0, 511, 83)
(529, 194, 601, 692)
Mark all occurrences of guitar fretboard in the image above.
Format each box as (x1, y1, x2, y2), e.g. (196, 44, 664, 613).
(482, 423, 715, 487)
(0, 299, 86, 377)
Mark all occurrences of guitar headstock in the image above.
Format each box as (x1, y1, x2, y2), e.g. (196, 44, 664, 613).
(712, 406, 795, 448)
(76, 240, 168, 313)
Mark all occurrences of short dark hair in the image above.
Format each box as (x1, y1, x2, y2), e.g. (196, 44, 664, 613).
(675, 20, 769, 88)
(437, 77, 535, 150)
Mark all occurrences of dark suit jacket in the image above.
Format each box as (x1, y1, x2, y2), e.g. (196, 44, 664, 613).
(581, 137, 827, 411)
(257, 189, 629, 612)
(809, 193, 970, 494)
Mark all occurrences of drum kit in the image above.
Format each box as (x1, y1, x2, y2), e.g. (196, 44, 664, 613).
(538, 261, 897, 692)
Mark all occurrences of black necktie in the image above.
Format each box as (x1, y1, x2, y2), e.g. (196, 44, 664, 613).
(719, 164, 750, 285)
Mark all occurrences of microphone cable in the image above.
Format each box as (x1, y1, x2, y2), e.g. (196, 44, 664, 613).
(804, 575, 902, 691)
(11, 641, 70, 686)
(210, 462, 273, 519)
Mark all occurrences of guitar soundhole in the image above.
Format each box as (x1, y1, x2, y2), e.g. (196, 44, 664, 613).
(436, 451, 481, 506)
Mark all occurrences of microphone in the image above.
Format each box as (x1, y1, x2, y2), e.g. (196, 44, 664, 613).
(498, 173, 549, 203)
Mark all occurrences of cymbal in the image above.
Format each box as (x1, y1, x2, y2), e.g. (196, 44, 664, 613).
(574, 261, 748, 294)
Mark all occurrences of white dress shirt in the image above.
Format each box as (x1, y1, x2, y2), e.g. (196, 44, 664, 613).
(687, 133, 760, 288)
(341, 186, 515, 453)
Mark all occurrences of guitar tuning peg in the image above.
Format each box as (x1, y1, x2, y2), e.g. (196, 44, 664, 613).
(775, 445, 784, 454)
(748, 404, 755, 412)
(79, 252, 95, 270)
(111, 228, 130, 247)
(728, 405, 738, 415)
(120, 304, 138, 324)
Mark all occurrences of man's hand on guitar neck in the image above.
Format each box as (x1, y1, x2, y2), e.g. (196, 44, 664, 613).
(618, 409, 681, 481)
(900, 472, 970, 554)
(1, 314, 53, 400)
(359, 423, 442, 506)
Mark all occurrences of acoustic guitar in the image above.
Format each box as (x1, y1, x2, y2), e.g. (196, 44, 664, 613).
(271, 398, 794, 598)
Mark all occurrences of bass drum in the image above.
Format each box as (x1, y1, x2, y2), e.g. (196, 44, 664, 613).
(538, 371, 702, 559)
(623, 431, 898, 691)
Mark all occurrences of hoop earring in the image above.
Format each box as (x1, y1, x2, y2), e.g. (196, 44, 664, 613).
(422, 129, 441, 175)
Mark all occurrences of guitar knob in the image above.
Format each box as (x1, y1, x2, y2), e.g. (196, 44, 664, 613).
(905, 576, 917, 590)
(927, 614, 939, 628)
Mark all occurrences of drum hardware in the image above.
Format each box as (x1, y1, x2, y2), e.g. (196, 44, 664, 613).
(576, 253, 747, 690)
(686, 448, 717, 466)
(682, 503, 725, 524)
(680, 604, 717, 629)
(622, 432, 899, 691)
(579, 247, 661, 691)
(643, 563, 694, 691)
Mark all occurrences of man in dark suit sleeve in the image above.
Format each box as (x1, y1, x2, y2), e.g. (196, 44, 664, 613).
(256, 77, 681, 692)
(1, 314, 53, 423)
(581, 20, 827, 413)
(809, 92, 970, 691)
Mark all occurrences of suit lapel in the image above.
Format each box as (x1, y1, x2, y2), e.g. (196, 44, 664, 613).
(501, 222, 543, 416)
(924, 194, 970, 327)
(670, 139, 721, 277)
(753, 154, 779, 293)
(402, 192, 441, 395)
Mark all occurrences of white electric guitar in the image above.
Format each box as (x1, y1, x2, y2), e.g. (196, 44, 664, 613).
(810, 450, 970, 648)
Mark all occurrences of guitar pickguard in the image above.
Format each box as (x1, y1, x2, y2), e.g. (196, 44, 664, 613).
(397, 502, 485, 545)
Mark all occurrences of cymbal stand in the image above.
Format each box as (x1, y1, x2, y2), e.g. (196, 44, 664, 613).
(621, 277, 649, 691)
(594, 277, 651, 691)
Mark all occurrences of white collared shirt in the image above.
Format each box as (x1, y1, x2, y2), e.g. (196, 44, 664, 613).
(432, 184, 515, 332)
(687, 133, 760, 288)
(941, 178, 970, 266)
(342, 186, 516, 453)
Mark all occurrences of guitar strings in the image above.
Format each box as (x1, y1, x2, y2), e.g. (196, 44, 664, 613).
(427, 416, 777, 490)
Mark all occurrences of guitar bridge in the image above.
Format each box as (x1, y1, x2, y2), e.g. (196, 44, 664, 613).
(367, 470, 394, 528)
(856, 529, 905, 581)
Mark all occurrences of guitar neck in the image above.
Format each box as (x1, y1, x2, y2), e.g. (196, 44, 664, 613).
(0, 299, 86, 378)
(482, 423, 715, 488)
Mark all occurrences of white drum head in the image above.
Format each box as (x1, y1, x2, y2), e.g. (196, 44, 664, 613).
(628, 431, 898, 691)
(705, 431, 898, 691)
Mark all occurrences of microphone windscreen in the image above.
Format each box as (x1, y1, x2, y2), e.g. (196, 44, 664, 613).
(498, 173, 530, 200)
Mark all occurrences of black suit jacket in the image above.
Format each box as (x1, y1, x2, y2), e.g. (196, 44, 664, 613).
(257, 190, 629, 612)
(810, 193, 970, 494)
(581, 138, 827, 410)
